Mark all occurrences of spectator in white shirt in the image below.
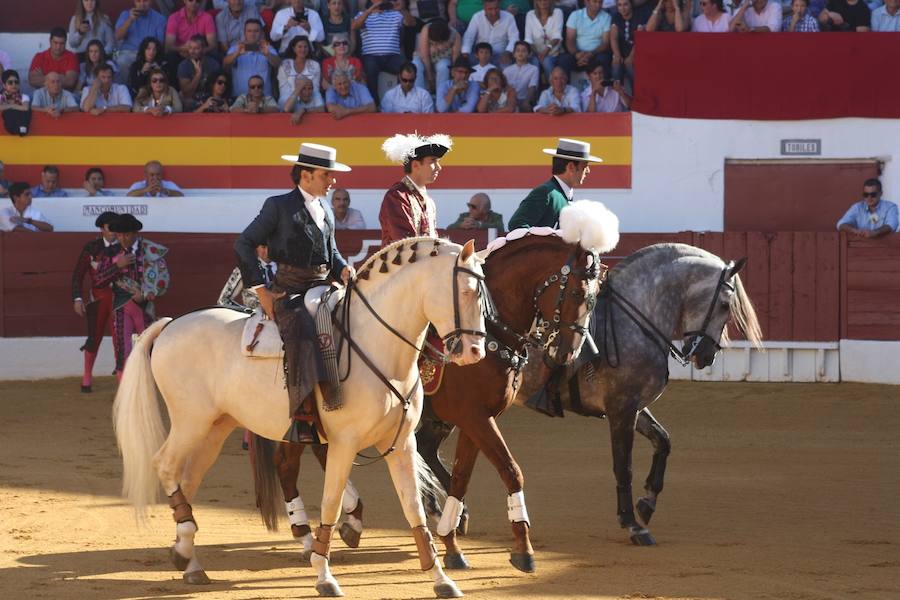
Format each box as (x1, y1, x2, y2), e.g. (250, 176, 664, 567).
(581, 61, 630, 112)
(80, 64, 133, 114)
(271, 0, 325, 52)
(462, 0, 519, 66)
(693, 0, 732, 31)
(503, 41, 539, 112)
(127, 160, 185, 197)
(278, 35, 322, 104)
(381, 62, 435, 113)
(525, 0, 564, 78)
(0, 183, 54, 232)
(731, 0, 783, 30)
(873, 0, 900, 31)
(331, 188, 367, 229)
(534, 66, 581, 115)
(31, 72, 79, 118)
(469, 42, 495, 83)
(285, 75, 325, 125)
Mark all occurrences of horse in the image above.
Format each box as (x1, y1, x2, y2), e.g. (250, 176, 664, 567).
(416, 242, 763, 569)
(113, 237, 488, 599)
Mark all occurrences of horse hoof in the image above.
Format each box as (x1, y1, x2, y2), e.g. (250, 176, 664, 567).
(183, 569, 211, 585)
(169, 547, 190, 572)
(443, 552, 470, 570)
(629, 528, 657, 547)
(434, 580, 464, 598)
(339, 522, 361, 549)
(316, 580, 344, 597)
(509, 552, 535, 573)
(456, 513, 469, 536)
(636, 497, 655, 525)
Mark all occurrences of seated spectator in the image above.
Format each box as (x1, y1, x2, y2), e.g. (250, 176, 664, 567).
(32, 72, 80, 117)
(646, 0, 689, 31)
(322, 0, 354, 56)
(352, 0, 415, 104)
(331, 188, 367, 229)
(0, 183, 54, 232)
(784, 0, 821, 30)
(114, 0, 167, 79)
(453, 0, 486, 31)
(32, 166, 69, 198)
(837, 179, 898, 239)
(278, 36, 322, 102)
(534, 66, 581, 114)
(872, 0, 900, 30)
(164, 0, 217, 74)
(325, 70, 376, 119)
(476, 67, 516, 113)
(78, 39, 118, 92)
(231, 74, 280, 112)
(447, 192, 505, 233)
(128, 36, 166, 97)
(177, 35, 220, 109)
(469, 42, 495, 83)
(0, 70, 31, 113)
(731, 0, 783, 30)
(285, 76, 325, 124)
(193, 70, 233, 112)
(224, 19, 280, 96)
(381, 62, 435, 113)
(437, 56, 479, 113)
(504, 41, 539, 112)
(29, 28, 80, 91)
(69, 0, 116, 55)
(133, 68, 183, 114)
(216, 0, 262, 54)
(525, 0, 564, 79)
(693, 0, 732, 31)
(462, 0, 518, 66)
(413, 18, 461, 93)
(83, 167, 115, 196)
(611, 0, 649, 90)
(559, 0, 612, 77)
(581, 61, 630, 112)
(321, 34, 364, 91)
(127, 160, 185, 197)
(82, 64, 133, 113)
(819, 0, 871, 30)
(272, 0, 326, 52)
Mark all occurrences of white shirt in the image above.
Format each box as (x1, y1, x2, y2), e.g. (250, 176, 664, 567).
(692, 12, 732, 32)
(503, 62, 539, 102)
(553, 176, 574, 201)
(271, 6, 325, 50)
(381, 84, 435, 113)
(0, 205, 51, 232)
(524, 9, 564, 56)
(741, 1, 782, 30)
(470, 63, 494, 83)
(581, 85, 625, 113)
(462, 10, 519, 55)
(277, 58, 322, 102)
(299, 185, 326, 230)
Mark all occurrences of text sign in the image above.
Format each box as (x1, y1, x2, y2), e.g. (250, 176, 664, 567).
(780, 139, 821, 156)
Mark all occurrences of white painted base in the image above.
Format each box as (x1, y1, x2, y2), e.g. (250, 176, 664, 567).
(839, 339, 900, 384)
(669, 341, 842, 383)
(0, 337, 116, 380)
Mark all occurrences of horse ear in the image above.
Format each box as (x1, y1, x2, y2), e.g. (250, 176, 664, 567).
(730, 257, 748, 276)
(460, 239, 475, 262)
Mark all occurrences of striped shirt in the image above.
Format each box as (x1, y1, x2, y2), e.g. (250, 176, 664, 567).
(355, 10, 403, 56)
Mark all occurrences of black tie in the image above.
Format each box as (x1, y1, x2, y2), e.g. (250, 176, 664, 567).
(265, 263, 275, 285)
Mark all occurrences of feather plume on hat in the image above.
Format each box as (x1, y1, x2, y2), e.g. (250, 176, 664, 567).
(382, 133, 453, 164)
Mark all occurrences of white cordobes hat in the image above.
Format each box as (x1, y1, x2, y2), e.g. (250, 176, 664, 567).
(542, 138, 603, 163)
(281, 142, 352, 172)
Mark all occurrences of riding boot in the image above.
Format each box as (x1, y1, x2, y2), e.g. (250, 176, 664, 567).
(284, 392, 319, 445)
(523, 367, 564, 418)
(81, 350, 97, 392)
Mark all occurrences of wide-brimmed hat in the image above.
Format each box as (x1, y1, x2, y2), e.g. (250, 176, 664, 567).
(450, 56, 473, 73)
(94, 211, 119, 228)
(280, 142, 352, 172)
(109, 213, 143, 233)
(542, 138, 603, 163)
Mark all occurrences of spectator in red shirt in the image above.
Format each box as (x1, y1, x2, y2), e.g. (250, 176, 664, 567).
(164, 0, 217, 81)
(29, 27, 80, 92)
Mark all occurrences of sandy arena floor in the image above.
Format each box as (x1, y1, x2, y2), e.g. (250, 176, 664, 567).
(1, 378, 898, 600)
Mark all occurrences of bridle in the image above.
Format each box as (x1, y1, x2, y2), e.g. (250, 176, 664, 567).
(443, 261, 492, 358)
(601, 261, 735, 367)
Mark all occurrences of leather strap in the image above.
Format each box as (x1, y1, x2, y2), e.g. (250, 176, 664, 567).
(411, 525, 437, 571)
(168, 486, 196, 526)
(311, 523, 334, 559)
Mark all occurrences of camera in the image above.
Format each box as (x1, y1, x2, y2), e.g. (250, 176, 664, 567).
(82, 19, 90, 26)
(601, 79, 614, 87)
(295, 10, 307, 21)
(245, 42, 259, 52)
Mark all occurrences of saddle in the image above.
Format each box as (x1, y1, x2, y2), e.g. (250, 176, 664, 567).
(418, 327, 446, 396)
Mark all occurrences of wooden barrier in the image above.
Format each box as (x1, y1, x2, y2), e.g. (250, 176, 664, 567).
(2, 231, 896, 341)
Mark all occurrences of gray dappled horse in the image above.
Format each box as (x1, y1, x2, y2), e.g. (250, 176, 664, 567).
(418, 243, 762, 561)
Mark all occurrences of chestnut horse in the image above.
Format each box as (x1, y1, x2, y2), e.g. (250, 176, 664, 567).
(417, 243, 763, 570)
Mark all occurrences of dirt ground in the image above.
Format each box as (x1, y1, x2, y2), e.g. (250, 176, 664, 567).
(1, 378, 898, 600)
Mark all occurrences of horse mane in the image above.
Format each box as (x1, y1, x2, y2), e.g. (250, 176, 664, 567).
(355, 236, 461, 286)
(730, 274, 763, 348)
(610, 243, 714, 281)
(484, 231, 569, 263)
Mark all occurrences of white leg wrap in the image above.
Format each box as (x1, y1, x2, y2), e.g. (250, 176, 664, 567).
(285, 495, 309, 527)
(436, 496, 465, 537)
(507, 491, 530, 525)
(342, 480, 360, 514)
(174, 520, 197, 559)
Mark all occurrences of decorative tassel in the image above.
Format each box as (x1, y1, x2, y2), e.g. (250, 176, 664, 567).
(393, 250, 403, 265)
(358, 268, 370, 280)
(430, 240, 439, 256)
(379, 260, 389, 273)
(408, 251, 417, 263)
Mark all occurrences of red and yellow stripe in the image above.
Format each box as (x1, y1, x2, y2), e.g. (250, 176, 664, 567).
(2, 113, 632, 189)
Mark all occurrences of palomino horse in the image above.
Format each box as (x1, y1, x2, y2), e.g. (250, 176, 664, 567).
(417, 243, 763, 568)
(113, 237, 487, 598)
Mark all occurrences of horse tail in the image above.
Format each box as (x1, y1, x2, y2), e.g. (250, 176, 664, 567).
(415, 452, 447, 518)
(112, 317, 172, 521)
(251, 433, 281, 532)
(730, 274, 763, 349)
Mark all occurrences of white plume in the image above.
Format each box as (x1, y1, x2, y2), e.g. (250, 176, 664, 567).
(382, 133, 424, 164)
(559, 199, 620, 253)
(426, 133, 453, 152)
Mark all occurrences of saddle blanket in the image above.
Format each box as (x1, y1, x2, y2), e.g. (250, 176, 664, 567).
(240, 285, 344, 359)
(418, 328, 446, 396)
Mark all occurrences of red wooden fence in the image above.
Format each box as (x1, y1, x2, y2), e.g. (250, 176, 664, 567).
(1, 231, 896, 340)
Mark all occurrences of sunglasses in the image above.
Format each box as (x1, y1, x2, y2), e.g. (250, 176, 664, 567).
(399, 77, 415, 83)
(215, 78, 227, 84)
(249, 84, 263, 89)
(333, 40, 349, 46)
(151, 77, 166, 83)
(862, 192, 880, 198)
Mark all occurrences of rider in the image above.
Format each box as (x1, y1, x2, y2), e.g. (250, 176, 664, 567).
(71, 211, 120, 393)
(378, 133, 453, 246)
(507, 138, 603, 230)
(217, 244, 276, 311)
(234, 143, 355, 444)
